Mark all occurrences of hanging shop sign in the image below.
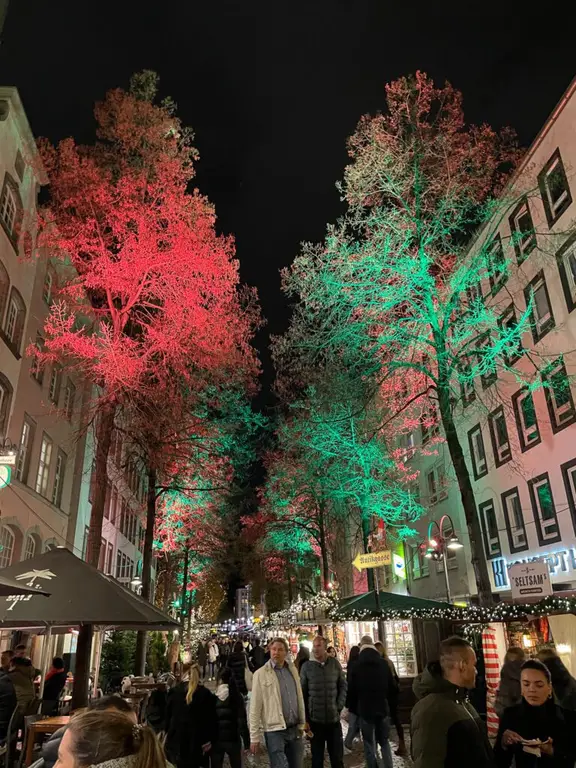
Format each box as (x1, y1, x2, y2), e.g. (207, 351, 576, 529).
(508, 561, 552, 600)
(0, 465, 11, 489)
(492, 548, 576, 590)
(352, 551, 391, 571)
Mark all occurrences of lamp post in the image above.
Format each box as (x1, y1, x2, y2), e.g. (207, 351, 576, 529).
(424, 514, 463, 604)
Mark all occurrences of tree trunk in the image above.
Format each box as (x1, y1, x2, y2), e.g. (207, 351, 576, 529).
(180, 548, 189, 624)
(287, 564, 293, 604)
(318, 503, 330, 591)
(361, 515, 375, 591)
(135, 467, 157, 675)
(74, 399, 116, 708)
(436, 378, 493, 606)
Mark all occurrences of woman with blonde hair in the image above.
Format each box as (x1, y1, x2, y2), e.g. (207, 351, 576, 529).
(55, 709, 166, 768)
(164, 663, 217, 768)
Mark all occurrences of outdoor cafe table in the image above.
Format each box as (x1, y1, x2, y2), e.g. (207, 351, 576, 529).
(25, 715, 70, 767)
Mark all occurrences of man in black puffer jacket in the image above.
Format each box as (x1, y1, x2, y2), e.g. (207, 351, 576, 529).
(347, 635, 393, 768)
(226, 641, 249, 696)
(300, 636, 346, 768)
(213, 669, 249, 768)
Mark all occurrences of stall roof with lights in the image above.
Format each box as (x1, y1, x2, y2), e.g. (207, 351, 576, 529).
(334, 590, 454, 621)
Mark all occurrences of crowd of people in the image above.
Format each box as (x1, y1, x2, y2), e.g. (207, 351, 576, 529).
(1, 634, 575, 768)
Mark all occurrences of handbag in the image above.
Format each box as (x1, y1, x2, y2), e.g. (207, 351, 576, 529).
(244, 656, 253, 691)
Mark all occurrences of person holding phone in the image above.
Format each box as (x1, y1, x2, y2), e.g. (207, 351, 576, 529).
(495, 658, 576, 768)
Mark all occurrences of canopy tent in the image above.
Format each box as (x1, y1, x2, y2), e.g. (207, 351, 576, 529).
(0, 572, 50, 598)
(0, 547, 180, 630)
(334, 590, 455, 621)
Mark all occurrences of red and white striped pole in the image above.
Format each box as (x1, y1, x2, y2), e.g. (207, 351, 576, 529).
(482, 626, 501, 740)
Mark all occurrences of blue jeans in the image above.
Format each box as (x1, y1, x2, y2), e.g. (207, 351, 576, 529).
(359, 716, 393, 768)
(344, 712, 360, 748)
(264, 727, 304, 768)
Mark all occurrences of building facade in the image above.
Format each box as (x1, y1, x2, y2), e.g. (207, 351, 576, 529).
(406, 77, 576, 605)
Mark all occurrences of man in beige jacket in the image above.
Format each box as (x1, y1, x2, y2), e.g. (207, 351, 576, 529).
(249, 637, 305, 768)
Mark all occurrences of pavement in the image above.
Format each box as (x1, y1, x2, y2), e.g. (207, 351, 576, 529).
(203, 677, 413, 768)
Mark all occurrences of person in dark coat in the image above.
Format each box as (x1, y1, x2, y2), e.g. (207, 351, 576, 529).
(537, 648, 576, 710)
(495, 647, 525, 717)
(249, 639, 266, 671)
(375, 641, 406, 756)
(0, 670, 16, 743)
(226, 641, 249, 697)
(164, 663, 217, 768)
(347, 636, 393, 768)
(9, 657, 36, 713)
(294, 645, 310, 674)
(344, 646, 360, 750)
(212, 668, 249, 768)
(197, 642, 208, 682)
(42, 657, 67, 714)
(495, 659, 576, 768)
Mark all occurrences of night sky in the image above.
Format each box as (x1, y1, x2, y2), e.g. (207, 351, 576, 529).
(1, 3, 574, 407)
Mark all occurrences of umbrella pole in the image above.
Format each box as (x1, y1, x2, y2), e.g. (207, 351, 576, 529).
(38, 625, 53, 698)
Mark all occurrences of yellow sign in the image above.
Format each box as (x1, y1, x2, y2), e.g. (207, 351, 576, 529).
(352, 551, 391, 571)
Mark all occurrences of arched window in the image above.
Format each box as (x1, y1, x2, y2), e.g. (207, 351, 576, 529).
(23, 533, 40, 560)
(4, 287, 25, 353)
(0, 373, 13, 437)
(0, 526, 15, 568)
(0, 260, 9, 324)
(0, 173, 23, 245)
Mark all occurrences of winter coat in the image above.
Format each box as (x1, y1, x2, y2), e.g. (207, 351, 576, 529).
(344, 656, 359, 709)
(164, 682, 217, 768)
(42, 726, 67, 768)
(346, 646, 391, 722)
(9, 664, 36, 712)
(214, 684, 250, 748)
(208, 643, 219, 663)
(410, 661, 495, 768)
(0, 672, 16, 741)
(300, 657, 347, 724)
(495, 659, 523, 717)
(494, 698, 576, 768)
(249, 660, 305, 742)
(226, 651, 249, 696)
(541, 656, 576, 710)
(43, 670, 67, 706)
(197, 644, 208, 666)
(145, 688, 168, 733)
(250, 645, 266, 671)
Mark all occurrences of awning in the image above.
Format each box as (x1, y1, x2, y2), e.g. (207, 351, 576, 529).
(0, 547, 180, 630)
(334, 590, 455, 621)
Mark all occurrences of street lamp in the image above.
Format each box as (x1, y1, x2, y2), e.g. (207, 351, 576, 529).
(424, 515, 462, 603)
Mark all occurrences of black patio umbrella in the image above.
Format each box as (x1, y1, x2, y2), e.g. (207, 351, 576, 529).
(0, 546, 180, 630)
(0, 572, 51, 598)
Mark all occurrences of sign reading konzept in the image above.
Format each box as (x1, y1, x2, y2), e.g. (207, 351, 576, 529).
(508, 561, 553, 600)
(491, 547, 576, 589)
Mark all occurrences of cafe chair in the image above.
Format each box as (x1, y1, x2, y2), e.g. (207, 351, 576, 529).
(16, 716, 41, 768)
(1, 706, 22, 768)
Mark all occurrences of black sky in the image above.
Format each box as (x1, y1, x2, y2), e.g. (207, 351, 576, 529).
(1, 3, 574, 407)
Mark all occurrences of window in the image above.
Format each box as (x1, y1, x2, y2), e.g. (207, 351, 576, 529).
(478, 499, 501, 558)
(4, 288, 25, 353)
(476, 333, 497, 389)
(561, 458, 576, 536)
(14, 150, 25, 182)
(421, 405, 439, 445)
(48, 367, 62, 405)
(488, 406, 511, 467)
(98, 538, 107, 572)
(468, 424, 488, 480)
(106, 542, 114, 575)
(498, 305, 523, 366)
(42, 266, 54, 305)
(0, 183, 16, 235)
(51, 449, 66, 507)
(528, 473, 560, 544)
(466, 282, 482, 307)
(35, 433, 53, 497)
(538, 149, 572, 227)
(110, 487, 118, 526)
(556, 233, 576, 313)
(0, 259, 9, 324)
(459, 356, 476, 406)
(63, 379, 75, 421)
(524, 271, 555, 343)
(0, 374, 12, 437)
(82, 526, 89, 559)
(426, 462, 446, 505)
(512, 388, 541, 452)
(501, 488, 528, 553)
(487, 234, 508, 293)
(115, 550, 134, 580)
(509, 198, 536, 263)
(24, 534, 37, 560)
(15, 416, 35, 483)
(0, 526, 15, 568)
(543, 357, 576, 432)
(103, 482, 112, 519)
(401, 432, 415, 463)
(30, 333, 45, 384)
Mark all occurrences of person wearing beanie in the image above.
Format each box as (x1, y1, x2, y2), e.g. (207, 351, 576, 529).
(347, 635, 393, 768)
